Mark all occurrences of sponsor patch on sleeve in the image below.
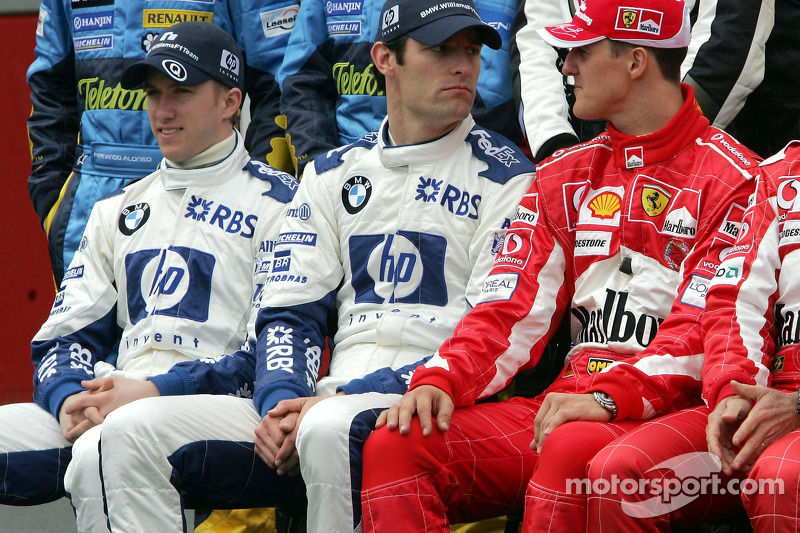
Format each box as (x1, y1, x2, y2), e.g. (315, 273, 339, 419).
(711, 256, 745, 287)
(477, 272, 519, 303)
(680, 274, 711, 309)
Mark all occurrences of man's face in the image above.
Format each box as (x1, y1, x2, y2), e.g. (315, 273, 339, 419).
(561, 40, 631, 122)
(391, 29, 482, 136)
(144, 71, 233, 163)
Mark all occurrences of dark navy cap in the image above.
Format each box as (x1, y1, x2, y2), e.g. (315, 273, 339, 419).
(375, 0, 502, 50)
(121, 21, 244, 90)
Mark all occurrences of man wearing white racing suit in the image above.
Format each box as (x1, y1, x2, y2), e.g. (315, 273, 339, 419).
(87, 1, 534, 531)
(0, 22, 296, 532)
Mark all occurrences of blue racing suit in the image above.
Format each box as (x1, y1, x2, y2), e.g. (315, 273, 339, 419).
(27, 0, 297, 284)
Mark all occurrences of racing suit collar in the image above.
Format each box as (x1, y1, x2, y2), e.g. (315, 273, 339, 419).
(377, 115, 475, 168)
(159, 130, 247, 191)
(607, 83, 710, 170)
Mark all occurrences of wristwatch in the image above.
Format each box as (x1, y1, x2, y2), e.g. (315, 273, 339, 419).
(593, 391, 618, 421)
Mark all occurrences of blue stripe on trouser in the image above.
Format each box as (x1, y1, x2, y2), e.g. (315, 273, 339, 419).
(0, 448, 71, 505)
(349, 408, 388, 530)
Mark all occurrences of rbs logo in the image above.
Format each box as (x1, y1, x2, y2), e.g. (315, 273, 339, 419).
(126, 247, 215, 324)
(349, 231, 447, 305)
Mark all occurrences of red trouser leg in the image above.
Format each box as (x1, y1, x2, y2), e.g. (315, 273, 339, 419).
(587, 406, 744, 532)
(523, 419, 641, 533)
(742, 429, 800, 532)
(361, 398, 539, 533)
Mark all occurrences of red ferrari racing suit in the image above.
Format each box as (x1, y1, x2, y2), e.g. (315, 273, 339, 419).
(359, 85, 759, 532)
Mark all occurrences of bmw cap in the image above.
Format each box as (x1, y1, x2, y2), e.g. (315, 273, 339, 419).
(376, 0, 502, 50)
(121, 21, 244, 91)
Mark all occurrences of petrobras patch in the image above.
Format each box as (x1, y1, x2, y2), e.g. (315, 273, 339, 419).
(63, 265, 85, 281)
(680, 274, 711, 309)
(575, 230, 611, 256)
(326, 0, 363, 15)
(277, 232, 318, 246)
(328, 20, 361, 35)
(74, 34, 113, 52)
(260, 5, 298, 39)
(73, 11, 113, 32)
(712, 256, 745, 286)
(272, 249, 291, 272)
(477, 272, 519, 304)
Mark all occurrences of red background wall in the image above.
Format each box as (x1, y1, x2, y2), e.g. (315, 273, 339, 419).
(0, 13, 57, 405)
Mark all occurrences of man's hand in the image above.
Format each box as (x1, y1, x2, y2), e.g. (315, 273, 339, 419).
(67, 376, 159, 421)
(710, 381, 800, 473)
(59, 391, 104, 443)
(374, 385, 454, 437)
(532, 392, 612, 453)
(254, 395, 332, 475)
(706, 393, 751, 475)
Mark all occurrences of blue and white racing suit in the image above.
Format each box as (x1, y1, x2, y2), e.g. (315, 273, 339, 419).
(0, 133, 296, 531)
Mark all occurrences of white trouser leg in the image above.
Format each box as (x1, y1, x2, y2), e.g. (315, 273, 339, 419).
(0, 403, 72, 506)
(0, 403, 68, 452)
(64, 425, 107, 533)
(297, 392, 401, 533)
(99, 395, 260, 533)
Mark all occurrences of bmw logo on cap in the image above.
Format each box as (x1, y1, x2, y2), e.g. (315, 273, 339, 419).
(341, 175, 372, 214)
(119, 203, 151, 235)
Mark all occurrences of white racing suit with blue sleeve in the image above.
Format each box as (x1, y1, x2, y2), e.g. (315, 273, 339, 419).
(0, 133, 296, 529)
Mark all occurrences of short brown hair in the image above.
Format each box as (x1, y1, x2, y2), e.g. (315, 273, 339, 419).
(608, 39, 687, 83)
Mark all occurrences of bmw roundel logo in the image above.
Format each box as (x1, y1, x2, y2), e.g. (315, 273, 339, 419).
(341, 175, 372, 214)
(119, 203, 151, 236)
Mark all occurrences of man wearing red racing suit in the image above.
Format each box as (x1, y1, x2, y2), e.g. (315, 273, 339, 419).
(358, 0, 760, 530)
(561, 143, 800, 532)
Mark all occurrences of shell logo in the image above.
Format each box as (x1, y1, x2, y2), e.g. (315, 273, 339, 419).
(588, 192, 622, 219)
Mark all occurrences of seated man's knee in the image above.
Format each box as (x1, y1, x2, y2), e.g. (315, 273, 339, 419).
(363, 423, 447, 487)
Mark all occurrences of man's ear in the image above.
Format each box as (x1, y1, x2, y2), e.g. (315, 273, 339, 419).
(223, 87, 244, 119)
(629, 47, 648, 80)
(371, 42, 394, 78)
